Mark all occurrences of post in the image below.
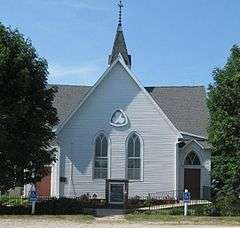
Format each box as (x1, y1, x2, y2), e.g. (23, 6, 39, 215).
(183, 189, 190, 216)
(184, 200, 188, 216)
(31, 201, 36, 215)
(29, 183, 38, 215)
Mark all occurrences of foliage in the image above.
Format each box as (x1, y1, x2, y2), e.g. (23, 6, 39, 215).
(0, 195, 28, 206)
(0, 197, 102, 215)
(0, 22, 58, 191)
(207, 45, 240, 200)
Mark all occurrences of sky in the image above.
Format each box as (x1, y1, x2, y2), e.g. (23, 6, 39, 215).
(0, 0, 240, 87)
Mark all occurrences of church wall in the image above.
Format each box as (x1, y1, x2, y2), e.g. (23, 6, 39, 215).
(57, 62, 179, 198)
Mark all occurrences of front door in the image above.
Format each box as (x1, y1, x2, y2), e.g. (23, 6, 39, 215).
(36, 167, 51, 197)
(184, 169, 200, 199)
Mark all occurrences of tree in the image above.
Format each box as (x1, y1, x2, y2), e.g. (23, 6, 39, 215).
(208, 45, 240, 200)
(0, 23, 58, 192)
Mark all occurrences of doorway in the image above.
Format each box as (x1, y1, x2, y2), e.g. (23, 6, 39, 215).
(184, 168, 201, 199)
(36, 167, 51, 197)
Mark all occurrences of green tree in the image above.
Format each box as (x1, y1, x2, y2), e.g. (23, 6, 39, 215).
(0, 23, 58, 192)
(208, 45, 240, 200)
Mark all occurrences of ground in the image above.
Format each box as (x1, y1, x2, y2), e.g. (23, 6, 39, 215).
(1, 215, 240, 228)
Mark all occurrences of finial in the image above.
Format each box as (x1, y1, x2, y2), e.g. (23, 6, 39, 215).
(118, 0, 124, 26)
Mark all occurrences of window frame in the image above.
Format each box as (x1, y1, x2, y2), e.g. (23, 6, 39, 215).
(184, 151, 201, 166)
(93, 132, 110, 180)
(126, 132, 144, 182)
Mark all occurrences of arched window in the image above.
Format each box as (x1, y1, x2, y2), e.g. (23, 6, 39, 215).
(184, 151, 201, 165)
(94, 133, 108, 179)
(127, 133, 142, 180)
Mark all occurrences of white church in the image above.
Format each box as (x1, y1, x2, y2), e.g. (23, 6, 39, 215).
(30, 2, 211, 204)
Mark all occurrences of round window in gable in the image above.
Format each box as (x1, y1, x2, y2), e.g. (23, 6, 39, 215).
(110, 109, 128, 127)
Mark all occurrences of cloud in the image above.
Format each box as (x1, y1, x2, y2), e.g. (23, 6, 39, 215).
(42, 0, 106, 11)
(48, 62, 103, 85)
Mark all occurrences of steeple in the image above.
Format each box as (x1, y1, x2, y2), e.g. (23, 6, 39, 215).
(108, 0, 132, 68)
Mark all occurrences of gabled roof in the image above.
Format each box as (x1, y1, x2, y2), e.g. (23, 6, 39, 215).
(145, 86, 209, 138)
(53, 55, 181, 137)
(50, 84, 209, 138)
(181, 139, 212, 150)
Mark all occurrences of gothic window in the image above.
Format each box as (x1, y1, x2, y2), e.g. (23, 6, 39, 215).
(127, 133, 142, 180)
(94, 133, 108, 179)
(184, 151, 201, 166)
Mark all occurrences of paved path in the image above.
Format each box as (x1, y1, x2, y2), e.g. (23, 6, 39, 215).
(0, 217, 239, 228)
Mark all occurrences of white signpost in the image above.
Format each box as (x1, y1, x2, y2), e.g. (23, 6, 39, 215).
(183, 189, 191, 216)
(29, 185, 38, 215)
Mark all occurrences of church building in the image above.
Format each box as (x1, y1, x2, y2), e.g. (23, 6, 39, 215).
(32, 2, 211, 204)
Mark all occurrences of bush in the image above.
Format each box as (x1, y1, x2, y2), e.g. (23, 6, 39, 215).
(209, 196, 240, 216)
(0, 197, 106, 215)
(0, 205, 31, 215)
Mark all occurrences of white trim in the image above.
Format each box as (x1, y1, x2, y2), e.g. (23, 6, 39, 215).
(92, 131, 111, 181)
(183, 139, 205, 150)
(56, 144, 60, 198)
(180, 131, 207, 140)
(183, 150, 203, 167)
(56, 54, 181, 138)
(125, 131, 144, 182)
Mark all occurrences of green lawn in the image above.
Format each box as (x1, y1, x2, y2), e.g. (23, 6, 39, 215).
(0, 195, 29, 206)
(126, 212, 240, 225)
(0, 215, 95, 222)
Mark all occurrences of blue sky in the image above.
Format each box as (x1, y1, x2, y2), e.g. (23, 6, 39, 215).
(0, 0, 240, 87)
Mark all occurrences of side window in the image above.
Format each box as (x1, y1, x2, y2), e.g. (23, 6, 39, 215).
(127, 133, 142, 180)
(94, 133, 108, 179)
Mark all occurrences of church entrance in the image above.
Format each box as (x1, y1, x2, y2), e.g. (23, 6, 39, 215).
(36, 167, 51, 197)
(183, 151, 201, 199)
(184, 168, 200, 199)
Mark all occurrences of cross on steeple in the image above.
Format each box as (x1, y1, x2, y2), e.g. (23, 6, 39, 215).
(118, 0, 124, 26)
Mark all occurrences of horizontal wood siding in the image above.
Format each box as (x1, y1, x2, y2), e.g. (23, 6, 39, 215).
(58, 62, 178, 198)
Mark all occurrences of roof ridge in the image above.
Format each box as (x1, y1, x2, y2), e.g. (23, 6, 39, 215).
(49, 84, 205, 89)
(145, 85, 206, 88)
(49, 84, 92, 88)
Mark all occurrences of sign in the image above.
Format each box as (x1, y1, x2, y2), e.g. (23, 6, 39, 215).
(29, 190, 38, 202)
(109, 184, 124, 204)
(183, 191, 191, 203)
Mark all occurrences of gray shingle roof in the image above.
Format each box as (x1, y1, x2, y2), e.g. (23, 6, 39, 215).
(51, 85, 209, 138)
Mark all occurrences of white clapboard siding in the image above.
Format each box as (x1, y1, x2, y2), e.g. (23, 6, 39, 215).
(58, 61, 179, 198)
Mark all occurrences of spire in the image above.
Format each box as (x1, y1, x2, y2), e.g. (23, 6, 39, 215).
(108, 0, 132, 68)
(118, 0, 123, 27)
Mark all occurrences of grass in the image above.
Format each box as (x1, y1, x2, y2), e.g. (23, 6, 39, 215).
(125, 211, 240, 225)
(0, 195, 28, 206)
(0, 215, 95, 222)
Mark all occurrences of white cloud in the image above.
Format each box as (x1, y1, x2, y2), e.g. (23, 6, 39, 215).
(48, 62, 103, 85)
(42, 0, 106, 11)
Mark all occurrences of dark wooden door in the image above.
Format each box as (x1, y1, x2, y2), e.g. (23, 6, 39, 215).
(184, 169, 200, 199)
(36, 167, 51, 197)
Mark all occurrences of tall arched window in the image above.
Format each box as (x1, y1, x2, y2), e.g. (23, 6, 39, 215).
(94, 133, 108, 179)
(127, 133, 142, 180)
(184, 151, 201, 165)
